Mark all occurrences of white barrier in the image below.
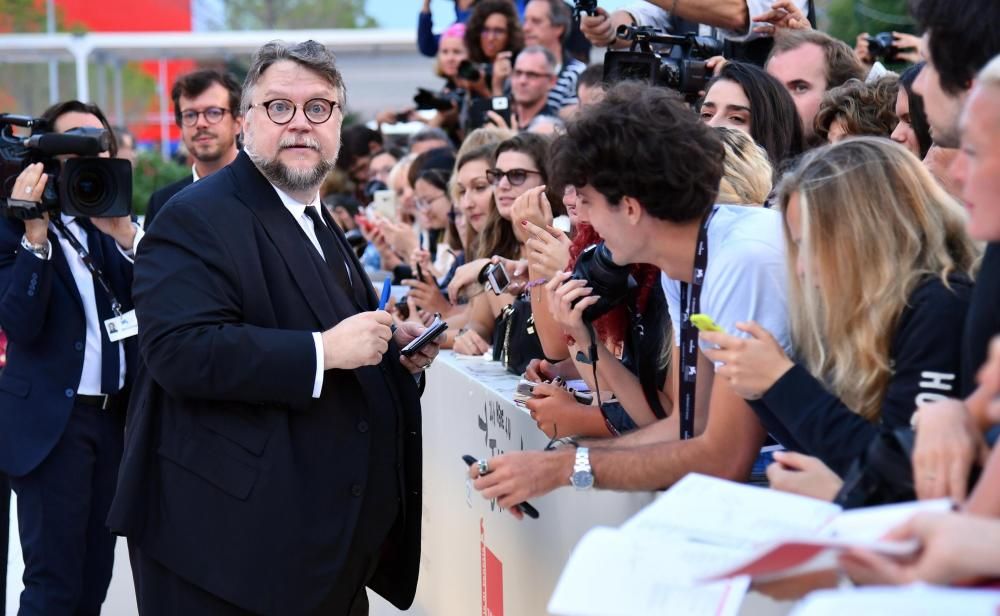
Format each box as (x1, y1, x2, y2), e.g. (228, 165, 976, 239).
(371, 351, 656, 616)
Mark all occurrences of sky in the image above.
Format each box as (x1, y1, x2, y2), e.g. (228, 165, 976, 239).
(365, 0, 634, 30)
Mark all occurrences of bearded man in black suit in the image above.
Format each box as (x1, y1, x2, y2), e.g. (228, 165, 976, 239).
(109, 40, 440, 615)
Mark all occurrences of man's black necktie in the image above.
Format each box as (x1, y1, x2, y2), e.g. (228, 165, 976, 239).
(302, 205, 361, 305)
(76, 218, 121, 395)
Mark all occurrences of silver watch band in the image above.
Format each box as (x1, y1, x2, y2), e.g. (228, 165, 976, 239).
(20, 234, 50, 260)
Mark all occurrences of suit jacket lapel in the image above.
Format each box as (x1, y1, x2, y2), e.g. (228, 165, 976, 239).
(47, 228, 84, 314)
(228, 152, 355, 328)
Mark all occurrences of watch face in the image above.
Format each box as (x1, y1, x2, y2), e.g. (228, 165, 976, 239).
(571, 470, 594, 490)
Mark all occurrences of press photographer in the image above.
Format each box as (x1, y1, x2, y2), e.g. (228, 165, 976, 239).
(0, 100, 139, 614)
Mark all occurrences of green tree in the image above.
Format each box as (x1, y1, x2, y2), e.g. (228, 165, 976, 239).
(221, 0, 376, 30)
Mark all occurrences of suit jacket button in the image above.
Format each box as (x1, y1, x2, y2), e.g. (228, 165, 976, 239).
(74, 341, 84, 351)
(27, 290, 35, 297)
(351, 484, 363, 497)
(64, 388, 75, 398)
(357, 420, 369, 433)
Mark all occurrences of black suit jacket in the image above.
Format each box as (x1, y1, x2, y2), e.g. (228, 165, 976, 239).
(108, 152, 423, 613)
(143, 174, 193, 231)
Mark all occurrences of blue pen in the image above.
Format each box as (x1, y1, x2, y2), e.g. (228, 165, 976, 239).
(378, 278, 392, 311)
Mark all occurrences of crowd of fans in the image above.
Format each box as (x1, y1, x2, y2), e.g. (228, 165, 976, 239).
(3, 0, 1000, 610)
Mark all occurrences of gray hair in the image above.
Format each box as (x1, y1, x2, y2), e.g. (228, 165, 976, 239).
(241, 40, 347, 116)
(408, 126, 452, 149)
(536, 0, 572, 45)
(518, 45, 558, 74)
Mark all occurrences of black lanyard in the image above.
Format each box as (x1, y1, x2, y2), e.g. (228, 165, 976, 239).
(677, 207, 717, 440)
(51, 218, 124, 317)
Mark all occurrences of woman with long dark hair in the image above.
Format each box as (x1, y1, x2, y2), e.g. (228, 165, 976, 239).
(699, 61, 804, 173)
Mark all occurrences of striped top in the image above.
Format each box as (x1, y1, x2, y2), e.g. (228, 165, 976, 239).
(546, 56, 587, 111)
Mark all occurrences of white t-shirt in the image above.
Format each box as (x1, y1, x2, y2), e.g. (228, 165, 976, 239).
(661, 205, 791, 359)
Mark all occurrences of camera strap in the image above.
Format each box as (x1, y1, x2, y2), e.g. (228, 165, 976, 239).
(51, 217, 124, 317)
(677, 207, 717, 440)
(627, 293, 669, 421)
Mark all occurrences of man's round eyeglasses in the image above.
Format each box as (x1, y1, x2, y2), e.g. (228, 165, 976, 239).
(486, 168, 541, 186)
(252, 98, 341, 125)
(179, 107, 230, 127)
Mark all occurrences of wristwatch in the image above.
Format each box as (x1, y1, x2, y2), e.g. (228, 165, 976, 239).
(20, 235, 50, 260)
(570, 447, 594, 490)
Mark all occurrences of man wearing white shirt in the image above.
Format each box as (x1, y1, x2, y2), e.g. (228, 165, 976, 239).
(108, 40, 440, 615)
(144, 69, 243, 230)
(0, 100, 140, 615)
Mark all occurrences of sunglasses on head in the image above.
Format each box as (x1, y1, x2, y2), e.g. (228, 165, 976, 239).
(486, 168, 541, 186)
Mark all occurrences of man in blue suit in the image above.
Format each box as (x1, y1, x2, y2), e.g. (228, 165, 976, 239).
(0, 101, 141, 615)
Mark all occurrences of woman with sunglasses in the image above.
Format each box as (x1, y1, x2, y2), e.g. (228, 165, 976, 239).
(449, 134, 558, 357)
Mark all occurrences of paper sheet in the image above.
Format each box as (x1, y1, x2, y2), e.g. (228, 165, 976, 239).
(548, 527, 751, 616)
(623, 474, 842, 548)
(792, 585, 1000, 616)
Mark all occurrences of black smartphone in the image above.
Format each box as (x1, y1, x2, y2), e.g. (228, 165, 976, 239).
(416, 262, 425, 283)
(461, 454, 540, 519)
(400, 316, 448, 357)
(466, 96, 512, 131)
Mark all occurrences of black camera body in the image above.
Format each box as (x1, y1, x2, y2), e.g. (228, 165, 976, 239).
(570, 242, 637, 322)
(866, 32, 898, 63)
(0, 113, 132, 221)
(603, 25, 723, 100)
(457, 60, 494, 84)
(413, 88, 462, 112)
(573, 0, 598, 21)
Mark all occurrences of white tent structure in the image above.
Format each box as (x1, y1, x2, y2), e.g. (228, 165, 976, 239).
(0, 29, 416, 158)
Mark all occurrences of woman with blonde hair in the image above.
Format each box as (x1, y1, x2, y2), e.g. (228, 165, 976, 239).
(701, 137, 977, 487)
(715, 127, 773, 206)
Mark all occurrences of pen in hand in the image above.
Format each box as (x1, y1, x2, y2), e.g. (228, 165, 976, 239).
(378, 278, 392, 311)
(462, 454, 540, 519)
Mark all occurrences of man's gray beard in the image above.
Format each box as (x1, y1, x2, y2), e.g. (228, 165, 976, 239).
(246, 145, 338, 194)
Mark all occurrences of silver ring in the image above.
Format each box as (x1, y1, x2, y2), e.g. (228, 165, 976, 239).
(477, 459, 489, 475)
(423, 361, 432, 369)
(24, 185, 32, 195)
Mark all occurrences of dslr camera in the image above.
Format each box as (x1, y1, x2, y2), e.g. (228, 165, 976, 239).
(603, 25, 723, 101)
(413, 88, 462, 112)
(572, 0, 598, 21)
(457, 60, 494, 84)
(0, 113, 132, 220)
(866, 32, 898, 63)
(570, 242, 636, 322)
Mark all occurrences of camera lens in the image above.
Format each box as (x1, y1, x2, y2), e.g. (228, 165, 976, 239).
(70, 168, 110, 210)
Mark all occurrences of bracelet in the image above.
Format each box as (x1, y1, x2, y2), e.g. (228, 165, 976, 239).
(524, 278, 548, 291)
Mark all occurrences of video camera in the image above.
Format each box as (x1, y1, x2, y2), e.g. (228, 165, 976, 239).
(0, 113, 132, 221)
(866, 32, 899, 63)
(603, 25, 724, 101)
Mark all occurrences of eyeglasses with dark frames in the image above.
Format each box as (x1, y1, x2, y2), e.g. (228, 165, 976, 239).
(486, 168, 542, 187)
(252, 98, 341, 125)
(179, 107, 230, 127)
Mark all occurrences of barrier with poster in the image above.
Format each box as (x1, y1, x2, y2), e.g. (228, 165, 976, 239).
(370, 351, 656, 616)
